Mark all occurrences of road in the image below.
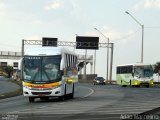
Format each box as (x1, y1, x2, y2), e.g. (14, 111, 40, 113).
(0, 76, 20, 95)
(0, 83, 160, 120)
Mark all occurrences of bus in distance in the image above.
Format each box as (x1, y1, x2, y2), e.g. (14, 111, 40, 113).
(116, 63, 154, 87)
(21, 47, 78, 102)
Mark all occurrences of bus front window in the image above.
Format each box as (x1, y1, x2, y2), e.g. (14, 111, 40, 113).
(23, 57, 41, 81)
(23, 55, 61, 83)
(134, 67, 143, 78)
(134, 66, 153, 78)
(42, 56, 61, 82)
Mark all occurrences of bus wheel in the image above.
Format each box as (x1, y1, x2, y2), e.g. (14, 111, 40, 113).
(29, 97, 35, 103)
(58, 95, 65, 101)
(59, 85, 66, 101)
(130, 80, 132, 87)
(70, 84, 74, 99)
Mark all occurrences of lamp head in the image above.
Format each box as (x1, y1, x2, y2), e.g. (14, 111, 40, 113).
(125, 11, 129, 14)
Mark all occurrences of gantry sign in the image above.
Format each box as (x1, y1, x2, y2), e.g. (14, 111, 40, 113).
(76, 36, 99, 50)
(76, 36, 99, 80)
(21, 38, 114, 83)
(42, 37, 58, 47)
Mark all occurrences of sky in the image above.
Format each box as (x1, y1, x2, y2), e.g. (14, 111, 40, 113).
(0, 0, 160, 79)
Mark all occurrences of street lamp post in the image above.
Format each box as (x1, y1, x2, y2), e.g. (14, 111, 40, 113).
(125, 11, 144, 63)
(94, 28, 110, 83)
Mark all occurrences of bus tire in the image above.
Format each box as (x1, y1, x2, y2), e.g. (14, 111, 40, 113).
(59, 95, 65, 101)
(59, 85, 66, 101)
(136, 85, 140, 88)
(121, 80, 123, 87)
(29, 97, 35, 103)
(130, 80, 132, 87)
(70, 84, 74, 99)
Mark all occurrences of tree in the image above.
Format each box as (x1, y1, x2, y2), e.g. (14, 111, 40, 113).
(153, 62, 160, 74)
(4, 65, 13, 78)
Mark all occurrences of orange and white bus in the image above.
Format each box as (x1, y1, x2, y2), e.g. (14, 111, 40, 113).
(21, 47, 78, 102)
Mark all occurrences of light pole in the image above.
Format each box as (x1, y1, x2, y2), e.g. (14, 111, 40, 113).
(125, 11, 144, 63)
(94, 28, 109, 83)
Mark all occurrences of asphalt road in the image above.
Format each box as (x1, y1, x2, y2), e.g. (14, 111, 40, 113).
(0, 76, 20, 95)
(1, 83, 160, 120)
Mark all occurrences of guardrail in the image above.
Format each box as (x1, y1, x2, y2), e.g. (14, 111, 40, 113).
(0, 51, 21, 59)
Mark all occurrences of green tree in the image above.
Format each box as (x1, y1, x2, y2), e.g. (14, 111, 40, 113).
(153, 62, 160, 74)
(4, 65, 13, 78)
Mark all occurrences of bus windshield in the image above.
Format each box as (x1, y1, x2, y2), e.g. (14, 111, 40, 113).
(134, 66, 153, 78)
(23, 55, 61, 83)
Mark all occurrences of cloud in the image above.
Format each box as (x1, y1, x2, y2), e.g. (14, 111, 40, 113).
(44, 0, 63, 10)
(31, 20, 43, 25)
(85, 27, 136, 44)
(133, 0, 160, 10)
(0, 3, 6, 16)
(144, 0, 160, 8)
(25, 35, 41, 40)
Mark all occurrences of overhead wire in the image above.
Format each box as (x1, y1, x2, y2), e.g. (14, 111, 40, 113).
(111, 28, 141, 43)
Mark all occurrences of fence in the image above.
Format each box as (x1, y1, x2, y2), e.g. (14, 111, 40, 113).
(0, 51, 21, 59)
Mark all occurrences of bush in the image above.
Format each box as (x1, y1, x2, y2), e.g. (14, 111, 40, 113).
(4, 65, 13, 78)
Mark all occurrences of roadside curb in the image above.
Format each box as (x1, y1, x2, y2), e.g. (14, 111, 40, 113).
(140, 107, 160, 114)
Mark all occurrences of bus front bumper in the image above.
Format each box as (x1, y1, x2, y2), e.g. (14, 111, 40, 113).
(132, 79, 154, 87)
(23, 86, 63, 97)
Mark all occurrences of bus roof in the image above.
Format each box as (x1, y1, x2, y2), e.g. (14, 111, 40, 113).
(24, 47, 76, 56)
(117, 63, 152, 67)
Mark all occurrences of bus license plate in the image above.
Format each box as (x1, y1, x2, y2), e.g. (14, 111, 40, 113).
(38, 94, 45, 96)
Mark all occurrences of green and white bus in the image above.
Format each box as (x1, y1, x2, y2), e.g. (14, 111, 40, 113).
(21, 47, 78, 102)
(116, 63, 154, 87)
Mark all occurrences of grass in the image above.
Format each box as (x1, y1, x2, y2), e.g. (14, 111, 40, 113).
(0, 79, 23, 100)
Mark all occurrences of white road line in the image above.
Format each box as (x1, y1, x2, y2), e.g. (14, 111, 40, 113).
(10, 86, 94, 114)
(81, 86, 94, 98)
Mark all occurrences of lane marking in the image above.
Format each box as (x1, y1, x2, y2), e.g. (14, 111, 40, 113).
(81, 86, 94, 98)
(9, 86, 94, 114)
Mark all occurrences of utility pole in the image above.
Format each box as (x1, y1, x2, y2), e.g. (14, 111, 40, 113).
(94, 28, 110, 83)
(125, 11, 144, 63)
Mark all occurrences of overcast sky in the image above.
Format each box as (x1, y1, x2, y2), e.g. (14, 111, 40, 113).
(0, 0, 160, 79)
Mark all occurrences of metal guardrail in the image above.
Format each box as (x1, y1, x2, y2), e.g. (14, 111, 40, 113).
(0, 51, 21, 59)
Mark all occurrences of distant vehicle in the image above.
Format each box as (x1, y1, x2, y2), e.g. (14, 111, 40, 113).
(116, 63, 154, 87)
(93, 77, 106, 85)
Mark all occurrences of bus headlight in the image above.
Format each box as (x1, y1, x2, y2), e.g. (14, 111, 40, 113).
(52, 84, 62, 89)
(149, 80, 154, 85)
(135, 82, 138, 85)
(23, 85, 32, 90)
(132, 80, 140, 85)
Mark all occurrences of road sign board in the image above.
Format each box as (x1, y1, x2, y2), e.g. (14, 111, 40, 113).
(42, 37, 58, 47)
(76, 36, 99, 49)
